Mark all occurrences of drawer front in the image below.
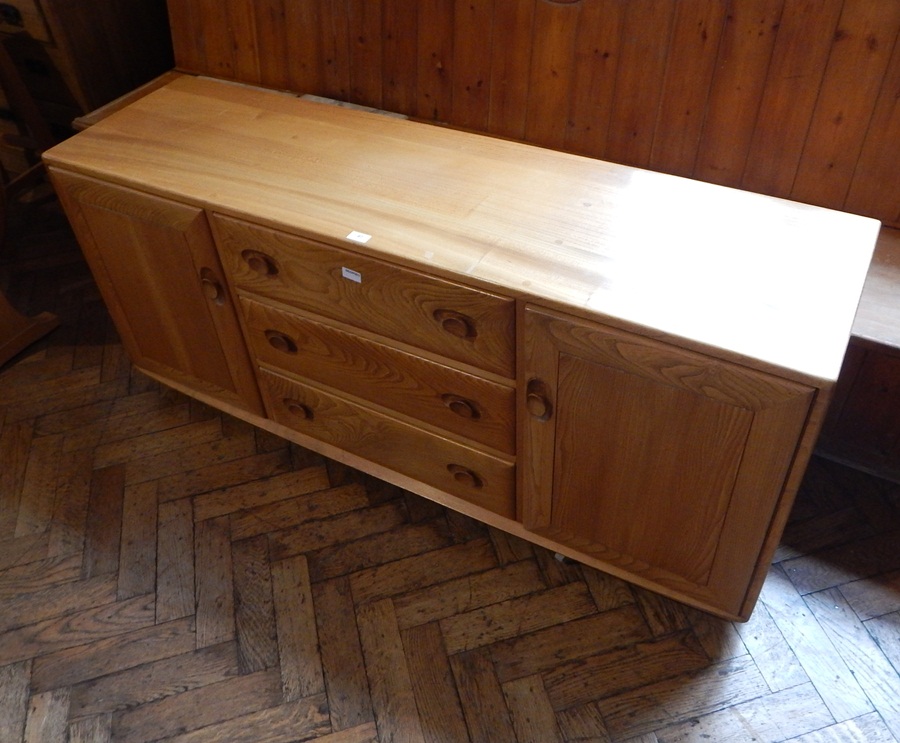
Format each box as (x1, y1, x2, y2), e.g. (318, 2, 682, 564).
(212, 214, 515, 377)
(259, 368, 516, 519)
(242, 297, 516, 454)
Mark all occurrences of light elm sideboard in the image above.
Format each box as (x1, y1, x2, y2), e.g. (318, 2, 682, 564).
(43, 74, 878, 620)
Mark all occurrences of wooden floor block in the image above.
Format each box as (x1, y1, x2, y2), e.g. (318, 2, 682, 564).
(761, 566, 875, 723)
(401, 622, 470, 743)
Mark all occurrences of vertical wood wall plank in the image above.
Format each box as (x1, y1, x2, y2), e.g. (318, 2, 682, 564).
(165, 0, 203, 75)
(348, 0, 383, 106)
(791, 0, 900, 209)
(525, 0, 581, 150)
(565, 0, 625, 159)
(194, 0, 235, 80)
(742, 0, 843, 198)
(694, 0, 784, 187)
(452, 0, 495, 131)
(284, 1, 323, 94)
(254, 0, 289, 90)
(383, 0, 419, 114)
(227, 0, 261, 84)
(845, 31, 900, 225)
(320, 0, 352, 101)
(605, 0, 676, 168)
(649, 0, 727, 177)
(417, 0, 455, 121)
(488, 0, 535, 140)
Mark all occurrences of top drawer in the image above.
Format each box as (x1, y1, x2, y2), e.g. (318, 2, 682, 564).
(212, 214, 515, 378)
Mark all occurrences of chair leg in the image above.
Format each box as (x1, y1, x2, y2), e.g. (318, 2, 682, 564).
(0, 290, 59, 367)
(0, 33, 63, 365)
(0, 174, 60, 367)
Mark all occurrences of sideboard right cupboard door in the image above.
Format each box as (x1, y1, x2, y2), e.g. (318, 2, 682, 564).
(520, 305, 817, 619)
(48, 168, 263, 415)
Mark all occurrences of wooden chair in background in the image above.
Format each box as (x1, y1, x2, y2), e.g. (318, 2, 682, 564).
(0, 31, 62, 366)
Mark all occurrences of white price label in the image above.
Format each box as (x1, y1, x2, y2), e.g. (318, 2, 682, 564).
(346, 230, 372, 244)
(341, 267, 362, 283)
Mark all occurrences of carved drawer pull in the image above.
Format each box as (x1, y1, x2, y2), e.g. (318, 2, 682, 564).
(433, 308, 477, 340)
(447, 464, 484, 489)
(526, 378, 553, 421)
(199, 267, 225, 305)
(241, 249, 279, 277)
(283, 398, 313, 421)
(441, 393, 482, 420)
(265, 329, 298, 354)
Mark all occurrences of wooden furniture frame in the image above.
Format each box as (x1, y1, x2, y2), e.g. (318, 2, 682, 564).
(818, 228, 900, 482)
(43, 74, 878, 620)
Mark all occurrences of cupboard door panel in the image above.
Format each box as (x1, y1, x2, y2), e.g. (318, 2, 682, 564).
(521, 305, 815, 619)
(552, 353, 752, 585)
(48, 168, 263, 414)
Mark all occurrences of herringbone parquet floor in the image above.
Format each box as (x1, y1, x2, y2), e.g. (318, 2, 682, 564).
(1, 198, 900, 743)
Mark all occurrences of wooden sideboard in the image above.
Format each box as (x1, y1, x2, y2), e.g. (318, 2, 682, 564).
(42, 74, 878, 621)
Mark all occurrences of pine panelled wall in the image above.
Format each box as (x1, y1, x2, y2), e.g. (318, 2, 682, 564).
(165, 0, 900, 229)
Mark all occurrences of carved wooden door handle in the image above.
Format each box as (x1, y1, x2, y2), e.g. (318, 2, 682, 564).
(199, 267, 225, 305)
(526, 379, 553, 421)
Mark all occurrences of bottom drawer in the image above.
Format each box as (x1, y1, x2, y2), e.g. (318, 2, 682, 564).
(259, 367, 516, 518)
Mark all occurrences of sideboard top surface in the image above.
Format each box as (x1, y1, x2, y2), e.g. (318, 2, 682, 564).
(44, 75, 879, 384)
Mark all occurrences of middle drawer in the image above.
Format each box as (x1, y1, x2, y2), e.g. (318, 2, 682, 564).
(241, 297, 516, 454)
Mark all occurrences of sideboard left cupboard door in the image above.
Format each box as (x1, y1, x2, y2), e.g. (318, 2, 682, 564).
(520, 305, 817, 620)
(47, 168, 263, 415)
